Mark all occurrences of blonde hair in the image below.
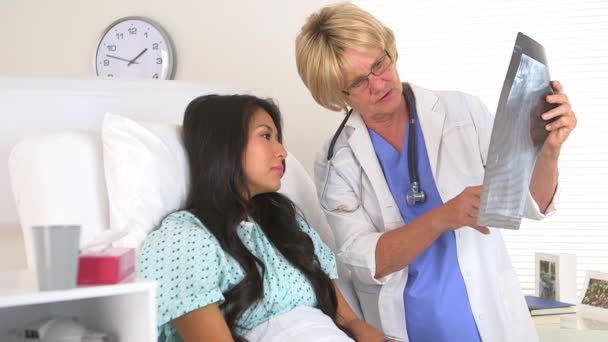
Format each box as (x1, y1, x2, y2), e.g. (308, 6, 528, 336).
(295, 2, 398, 112)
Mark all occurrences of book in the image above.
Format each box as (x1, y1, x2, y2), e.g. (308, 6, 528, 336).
(532, 314, 561, 328)
(525, 295, 577, 316)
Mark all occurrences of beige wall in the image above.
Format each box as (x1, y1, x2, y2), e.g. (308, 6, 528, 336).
(0, 0, 342, 175)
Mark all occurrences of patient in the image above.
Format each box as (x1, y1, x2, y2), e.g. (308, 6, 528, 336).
(138, 94, 387, 342)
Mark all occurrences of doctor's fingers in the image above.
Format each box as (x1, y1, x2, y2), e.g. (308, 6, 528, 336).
(470, 225, 491, 235)
(455, 198, 481, 224)
(461, 185, 483, 198)
(546, 92, 570, 109)
(545, 113, 577, 133)
(452, 190, 481, 221)
(466, 203, 480, 217)
(463, 189, 482, 208)
(439, 198, 473, 231)
(542, 97, 573, 121)
(550, 80, 564, 94)
(462, 211, 490, 235)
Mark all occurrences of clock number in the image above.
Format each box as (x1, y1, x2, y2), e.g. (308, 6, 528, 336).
(107, 74, 114, 77)
(116, 33, 124, 40)
(152, 43, 159, 50)
(153, 73, 159, 79)
(103, 59, 109, 66)
(156, 57, 163, 64)
(128, 27, 137, 34)
(144, 32, 148, 38)
(107, 45, 116, 51)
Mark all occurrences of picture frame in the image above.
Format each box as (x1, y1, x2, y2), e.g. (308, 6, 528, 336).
(579, 271, 608, 322)
(534, 252, 577, 304)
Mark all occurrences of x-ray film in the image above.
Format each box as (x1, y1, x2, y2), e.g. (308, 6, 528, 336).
(477, 32, 558, 230)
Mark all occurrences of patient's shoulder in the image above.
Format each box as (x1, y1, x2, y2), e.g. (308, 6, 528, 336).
(143, 210, 219, 249)
(161, 210, 206, 231)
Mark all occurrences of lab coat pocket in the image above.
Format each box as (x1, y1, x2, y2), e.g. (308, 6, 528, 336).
(320, 155, 362, 213)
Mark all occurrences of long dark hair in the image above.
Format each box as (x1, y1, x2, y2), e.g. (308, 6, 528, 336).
(182, 94, 340, 340)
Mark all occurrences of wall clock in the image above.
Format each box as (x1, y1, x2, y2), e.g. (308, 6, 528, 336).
(95, 16, 175, 80)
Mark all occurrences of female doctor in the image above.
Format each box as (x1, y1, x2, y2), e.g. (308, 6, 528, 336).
(295, 3, 576, 342)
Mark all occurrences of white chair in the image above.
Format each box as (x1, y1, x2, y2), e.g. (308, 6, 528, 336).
(5, 77, 362, 319)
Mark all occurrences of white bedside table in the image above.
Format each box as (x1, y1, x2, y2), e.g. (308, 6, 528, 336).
(536, 314, 608, 342)
(0, 270, 157, 341)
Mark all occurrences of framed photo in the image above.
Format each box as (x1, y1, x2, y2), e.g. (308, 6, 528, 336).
(536, 253, 557, 300)
(579, 271, 608, 322)
(535, 253, 577, 303)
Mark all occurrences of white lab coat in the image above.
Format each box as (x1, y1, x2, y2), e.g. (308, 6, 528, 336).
(314, 84, 556, 341)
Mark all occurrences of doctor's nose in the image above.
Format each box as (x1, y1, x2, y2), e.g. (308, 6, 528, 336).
(368, 73, 386, 93)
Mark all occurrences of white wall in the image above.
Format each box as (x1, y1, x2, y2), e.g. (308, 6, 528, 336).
(0, 0, 345, 232)
(0, 0, 341, 174)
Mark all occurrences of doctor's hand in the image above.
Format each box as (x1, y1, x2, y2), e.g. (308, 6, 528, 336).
(541, 80, 577, 157)
(435, 185, 490, 235)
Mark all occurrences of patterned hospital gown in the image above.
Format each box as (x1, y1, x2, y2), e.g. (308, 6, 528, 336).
(138, 210, 339, 342)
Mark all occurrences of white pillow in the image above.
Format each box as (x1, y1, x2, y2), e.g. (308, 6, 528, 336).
(102, 113, 189, 248)
(101, 113, 336, 251)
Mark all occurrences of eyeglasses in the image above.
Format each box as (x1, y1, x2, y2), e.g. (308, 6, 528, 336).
(342, 51, 392, 96)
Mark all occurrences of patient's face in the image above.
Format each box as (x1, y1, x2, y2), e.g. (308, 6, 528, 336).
(242, 108, 287, 198)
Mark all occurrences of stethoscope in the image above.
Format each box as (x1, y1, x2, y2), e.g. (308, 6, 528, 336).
(326, 88, 426, 206)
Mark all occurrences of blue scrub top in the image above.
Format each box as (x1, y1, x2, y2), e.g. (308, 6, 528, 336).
(369, 95, 481, 342)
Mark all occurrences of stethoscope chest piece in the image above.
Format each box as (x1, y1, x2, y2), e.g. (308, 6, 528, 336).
(406, 181, 426, 206)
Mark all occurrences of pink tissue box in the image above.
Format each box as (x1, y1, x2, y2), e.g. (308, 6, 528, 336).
(77, 247, 135, 285)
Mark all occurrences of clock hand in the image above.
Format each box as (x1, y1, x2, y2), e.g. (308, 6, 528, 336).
(106, 54, 139, 64)
(127, 48, 148, 66)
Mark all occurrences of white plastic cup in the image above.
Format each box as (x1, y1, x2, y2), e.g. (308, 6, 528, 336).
(31, 225, 81, 291)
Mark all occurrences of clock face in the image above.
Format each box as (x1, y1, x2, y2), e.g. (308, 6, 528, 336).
(95, 17, 174, 80)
